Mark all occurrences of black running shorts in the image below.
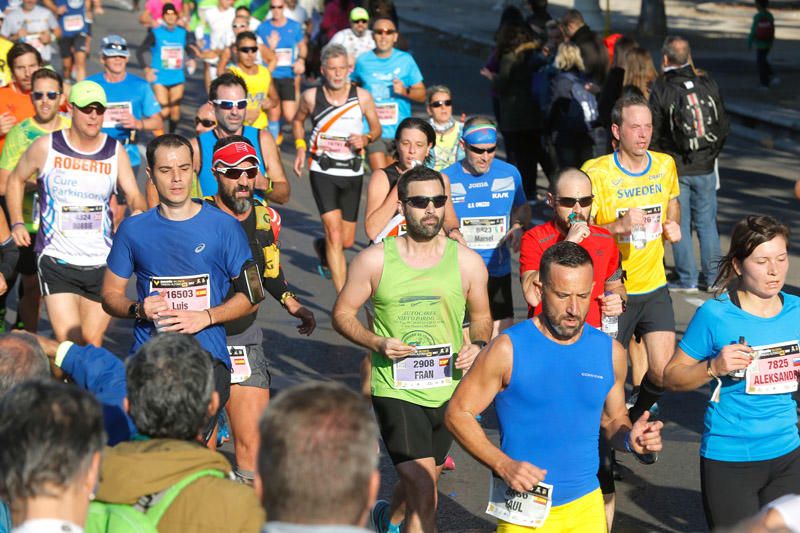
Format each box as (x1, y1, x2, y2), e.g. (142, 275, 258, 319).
(371, 395, 453, 466)
(37, 255, 105, 302)
(488, 274, 514, 321)
(617, 285, 676, 349)
(273, 77, 296, 101)
(309, 170, 363, 222)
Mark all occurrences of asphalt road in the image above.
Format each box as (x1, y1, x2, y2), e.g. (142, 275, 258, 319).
(34, 5, 800, 532)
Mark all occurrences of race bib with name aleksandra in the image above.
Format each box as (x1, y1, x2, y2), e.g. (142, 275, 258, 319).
(745, 340, 800, 395)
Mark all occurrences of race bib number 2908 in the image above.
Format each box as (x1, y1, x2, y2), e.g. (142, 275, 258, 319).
(393, 343, 452, 390)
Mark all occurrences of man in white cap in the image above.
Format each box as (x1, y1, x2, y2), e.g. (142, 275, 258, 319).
(7, 79, 145, 347)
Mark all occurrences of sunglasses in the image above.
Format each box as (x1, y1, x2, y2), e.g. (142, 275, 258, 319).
(429, 99, 452, 108)
(214, 165, 259, 179)
(352, 18, 368, 23)
(238, 46, 258, 53)
(556, 195, 594, 208)
(212, 99, 247, 110)
(374, 28, 396, 35)
(195, 117, 216, 128)
(404, 195, 447, 209)
(233, 23, 247, 29)
(272, 4, 285, 8)
(33, 90, 61, 101)
(465, 144, 496, 155)
(77, 104, 106, 115)
(104, 43, 128, 53)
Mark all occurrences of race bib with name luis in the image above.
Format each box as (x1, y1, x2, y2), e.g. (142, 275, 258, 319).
(376, 102, 399, 126)
(149, 274, 211, 312)
(745, 340, 800, 395)
(486, 476, 554, 528)
(460, 216, 507, 250)
(228, 345, 252, 384)
(615, 204, 662, 244)
(275, 48, 293, 67)
(60, 205, 103, 234)
(393, 343, 452, 390)
(161, 45, 184, 69)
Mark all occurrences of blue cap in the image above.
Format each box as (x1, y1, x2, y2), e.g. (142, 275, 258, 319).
(101, 35, 129, 57)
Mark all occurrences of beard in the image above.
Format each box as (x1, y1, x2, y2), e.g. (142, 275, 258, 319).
(221, 187, 252, 214)
(406, 213, 443, 240)
(542, 309, 584, 341)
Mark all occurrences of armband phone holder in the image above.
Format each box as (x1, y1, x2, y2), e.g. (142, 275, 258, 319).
(236, 260, 266, 304)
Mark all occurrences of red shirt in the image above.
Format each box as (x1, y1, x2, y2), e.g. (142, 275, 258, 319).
(519, 220, 622, 328)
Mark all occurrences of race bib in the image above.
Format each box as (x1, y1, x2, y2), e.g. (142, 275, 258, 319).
(745, 340, 800, 395)
(161, 45, 184, 69)
(486, 476, 554, 528)
(275, 48, 293, 67)
(59, 205, 103, 234)
(102, 101, 133, 129)
(149, 274, 211, 312)
(228, 345, 252, 384)
(460, 216, 507, 250)
(374, 213, 406, 244)
(393, 343, 452, 390)
(63, 14, 85, 32)
(615, 204, 662, 244)
(317, 133, 350, 154)
(376, 102, 399, 126)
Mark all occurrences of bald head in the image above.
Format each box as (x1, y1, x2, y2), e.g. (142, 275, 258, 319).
(550, 167, 592, 196)
(0, 333, 49, 397)
(662, 36, 690, 67)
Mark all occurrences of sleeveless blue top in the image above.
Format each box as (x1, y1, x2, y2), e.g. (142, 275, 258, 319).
(197, 126, 265, 196)
(496, 320, 614, 506)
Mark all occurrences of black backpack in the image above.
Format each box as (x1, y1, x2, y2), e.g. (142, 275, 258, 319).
(668, 77, 723, 152)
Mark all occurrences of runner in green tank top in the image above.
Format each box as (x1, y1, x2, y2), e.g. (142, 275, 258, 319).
(333, 165, 492, 533)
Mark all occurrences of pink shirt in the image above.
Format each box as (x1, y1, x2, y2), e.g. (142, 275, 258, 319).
(145, 0, 183, 22)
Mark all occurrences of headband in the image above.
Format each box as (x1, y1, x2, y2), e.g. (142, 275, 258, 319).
(462, 124, 497, 145)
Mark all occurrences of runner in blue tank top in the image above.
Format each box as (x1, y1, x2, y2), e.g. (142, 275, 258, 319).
(446, 241, 663, 532)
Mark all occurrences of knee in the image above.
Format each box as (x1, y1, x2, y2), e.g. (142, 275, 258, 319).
(400, 470, 437, 507)
(324, 227, 344, 247)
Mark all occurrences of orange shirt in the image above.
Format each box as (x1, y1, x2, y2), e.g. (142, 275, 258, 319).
(0, 83, 35, 153)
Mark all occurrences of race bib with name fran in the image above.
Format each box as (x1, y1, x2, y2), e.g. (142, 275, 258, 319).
(615, 204, 662, 244)
(149, 274, 211, 312)
(376, 102, 399, 126)
(393, 343, 452, 390)
(161, 45, 184, 69)
(745, 340, 800, 395)
(60, 205, 103, 234)
(103, 101, 133, 129)
(460, 216, 507, 250)
(228, 345, 252, 384)
(486, 476, 554, 528)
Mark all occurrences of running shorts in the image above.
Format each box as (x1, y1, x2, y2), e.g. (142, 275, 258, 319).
(309, 170, 363, 222)
(58, 34, 89, 58)
(233, 343, 271, 389)
(617, 285, 675, 349)
(37, 255, 104, 302)
(371, 395, 453, 466)
(497, 488, 606, 532)
(17, 243, 37, 277)
(488, 274, 514, 321)
(273, 77, 296, 101)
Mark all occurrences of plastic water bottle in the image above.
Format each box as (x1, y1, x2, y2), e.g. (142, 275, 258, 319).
(632, 223, 647, 250)
(601, 291, 618, 338)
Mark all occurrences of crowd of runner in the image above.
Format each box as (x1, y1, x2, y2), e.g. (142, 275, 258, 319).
(0, 0, 798, 531)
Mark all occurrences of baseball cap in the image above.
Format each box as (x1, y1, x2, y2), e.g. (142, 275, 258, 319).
(213, 141, 258, 167)
(162, 2, 177, 15)
(101, 35, 129, 57)
(69, 80, 107, 108)
(350, 7, 369, 21)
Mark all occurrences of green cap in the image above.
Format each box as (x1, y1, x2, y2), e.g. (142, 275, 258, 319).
(69, 80, 107, 107)
(350, 7, 369, 21)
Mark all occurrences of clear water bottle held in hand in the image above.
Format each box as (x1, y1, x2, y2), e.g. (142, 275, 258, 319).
(632, 223, 647, 250)
(729, 336, 748, 380)
(601, 291, 618, 338)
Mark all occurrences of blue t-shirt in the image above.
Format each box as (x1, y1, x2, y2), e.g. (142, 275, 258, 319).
(86, 72, 161, 167)
(106, 203, 253, 367)
(55, 0, 87, 37)
(680, 293, 800, 462)
(445, 159, 527, 277)
(255, 18, 303, 79)
(351, 49, 423, 140)
(150, 25, 189, 87)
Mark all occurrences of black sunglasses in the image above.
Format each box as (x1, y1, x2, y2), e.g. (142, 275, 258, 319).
(556, 195, 594, 208)
(195, 117, 216, 127)
(33, 91, 61, 101)
(404, 195, 447, 209)
(465, 144, 496, 155)
(238, 46, 258, 53)
(77, 104, 106, 115)
(352, 18, 368, 23)
(214, 166, 259, 179)
(429, 99, 452, 108)
(374, 28, 396, 35)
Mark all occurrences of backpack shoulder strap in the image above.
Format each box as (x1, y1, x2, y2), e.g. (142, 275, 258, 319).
(145, 469, 225, 525)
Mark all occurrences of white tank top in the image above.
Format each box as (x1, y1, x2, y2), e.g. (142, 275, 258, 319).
(36, 130, 119, 266)
(309, 84, 364, 177)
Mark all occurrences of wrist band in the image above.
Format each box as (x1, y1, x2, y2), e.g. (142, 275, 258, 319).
(11, 222, 25, 230)
(295, 139, 307, 150)
(206, 309, 213, 326)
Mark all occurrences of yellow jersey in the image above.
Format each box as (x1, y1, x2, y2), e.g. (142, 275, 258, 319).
(581, 150, 680, 295)
(0, 37, 12, 87)
(228, 64, 271, 129)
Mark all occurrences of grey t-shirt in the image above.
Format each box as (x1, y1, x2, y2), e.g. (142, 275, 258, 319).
(1, 6, 58, 62)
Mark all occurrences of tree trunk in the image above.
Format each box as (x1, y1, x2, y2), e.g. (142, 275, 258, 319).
(637, 0, 667, 39)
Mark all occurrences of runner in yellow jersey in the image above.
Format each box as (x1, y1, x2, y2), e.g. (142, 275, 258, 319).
(228, 31, 278, 130)
(581, 93, 681, 426)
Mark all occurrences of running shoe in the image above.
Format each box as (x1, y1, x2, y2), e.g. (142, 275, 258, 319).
(370, 500, 390, 533)
(313, 237, 331, 279)
(216, 411, 231, 447)
(443, 455, 456, 471)
(667, 282, 698, 293)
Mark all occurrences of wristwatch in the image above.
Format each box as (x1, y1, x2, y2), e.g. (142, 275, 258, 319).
(129, 301, 146, 321)
(473, 340, 488, 349)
